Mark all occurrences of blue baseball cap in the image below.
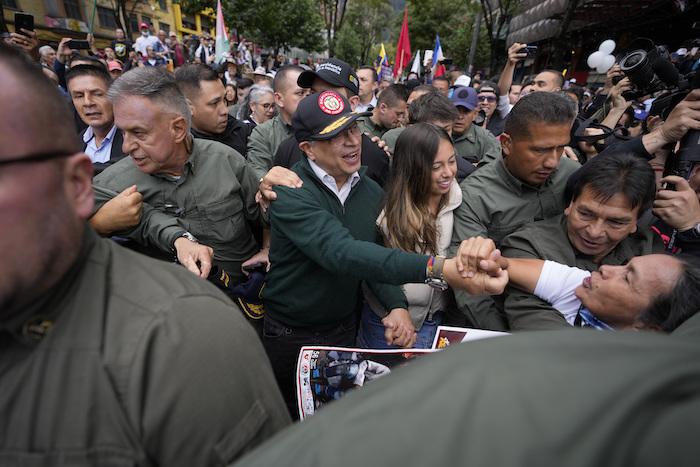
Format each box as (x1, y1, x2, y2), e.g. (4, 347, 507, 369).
(450, 86, 478, 111)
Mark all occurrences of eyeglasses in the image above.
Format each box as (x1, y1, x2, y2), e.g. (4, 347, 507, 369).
(326, 123, 361, 148)
(256, 102, 275, 111)
(0, 150, 74, 168)
(478, 95, 497, 102)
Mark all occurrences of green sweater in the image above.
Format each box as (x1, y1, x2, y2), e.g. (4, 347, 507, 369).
(264, 156, 430, 331)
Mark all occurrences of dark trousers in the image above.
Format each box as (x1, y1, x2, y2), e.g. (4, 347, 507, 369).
(262, 313, 356, 419)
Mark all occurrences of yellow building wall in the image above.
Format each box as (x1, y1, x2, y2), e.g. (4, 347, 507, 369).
(3, 0, 213, 48)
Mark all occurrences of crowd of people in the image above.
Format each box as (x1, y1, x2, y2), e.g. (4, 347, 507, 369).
(2, 23, 700, 465)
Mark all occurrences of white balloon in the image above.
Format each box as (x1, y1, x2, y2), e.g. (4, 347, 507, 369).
(599, 39, 616, 55)
(596, 54, 616, 73)
(587, 51, 604, 69)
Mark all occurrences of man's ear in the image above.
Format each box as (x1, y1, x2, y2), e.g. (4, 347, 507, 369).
(564, 199, 573, 217)
(170, 116, 188, 144)
(500, 133, 512, 156)
(274, 91, 284, 108)
(646, 115, 662, 132)
(186, 98, 195, 117)
(348, 94, 360, 111)
(690, 162, 700, 179)
(64, 153, 95, 219)
(299, 141, 315, 161)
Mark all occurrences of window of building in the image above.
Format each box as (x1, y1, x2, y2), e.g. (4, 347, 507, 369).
(1, 0, 19, 10)
(63, 0, 83, 21)
(159, 23, 169, 34)
(44, 0, 61, 17)
(97, 6, 117, 29)
(129, 13, 139, 36)
(201, 16, 213, 31)
(158, 0, 167, 12)
(182, 13, 196, 31)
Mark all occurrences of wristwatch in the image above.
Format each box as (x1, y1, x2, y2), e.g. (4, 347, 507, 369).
(170, 230, 199, 251)
(679, 222, 700, 240)
(425, 256, 449, 291)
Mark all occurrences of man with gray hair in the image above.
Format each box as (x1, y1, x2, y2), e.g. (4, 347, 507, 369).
(0, 41, 289, 467)
(91, 67, 268, 284)
(38, 45, 56, 68)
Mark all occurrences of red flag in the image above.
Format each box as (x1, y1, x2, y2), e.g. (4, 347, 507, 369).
(394, 9, 411, 78)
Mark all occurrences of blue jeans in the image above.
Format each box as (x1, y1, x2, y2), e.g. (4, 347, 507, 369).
(358, 303, 443, 349)
(263, 313, 356, 418)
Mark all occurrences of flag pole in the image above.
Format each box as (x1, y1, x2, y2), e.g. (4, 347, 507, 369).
(89, 0, 97, 35)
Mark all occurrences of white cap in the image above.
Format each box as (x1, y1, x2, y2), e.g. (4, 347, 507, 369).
(454, 75, 472, 87)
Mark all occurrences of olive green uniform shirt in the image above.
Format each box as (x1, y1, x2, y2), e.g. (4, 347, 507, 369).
(500, 214, 666, 330)
(452, 124, 502, 165)
(233, 330, 700, 467)
(380, 126, 404, 156)
(357, 115, 388, 140)
(449, 153, 581, 330)
(94, 138, 266, 282)
(0, 228, 290, 466)
(246, 114, 294, 180)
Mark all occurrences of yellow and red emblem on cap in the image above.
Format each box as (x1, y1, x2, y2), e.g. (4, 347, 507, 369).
(318, 90, 345, 115)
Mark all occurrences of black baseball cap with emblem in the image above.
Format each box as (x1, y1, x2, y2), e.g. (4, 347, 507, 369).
(292, 90, 371, 142)
(297, 58, 360, 96)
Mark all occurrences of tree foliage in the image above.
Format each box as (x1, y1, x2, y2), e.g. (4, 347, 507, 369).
(390, 0, 489, 72)
(316, 0, 349, 57)
(176, 0, 325, 52)
(477, 0, 521, 71)
(104, 0, 150, 37)
(335, 0, 393, 67)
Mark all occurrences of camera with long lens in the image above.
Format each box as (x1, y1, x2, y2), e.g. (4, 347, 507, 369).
(614, 38, 699, 184)
(613, 38, 695, 100)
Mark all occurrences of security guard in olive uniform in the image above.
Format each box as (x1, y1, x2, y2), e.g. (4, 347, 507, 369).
(233, 327, 700, 466)
(0, 42, 290, 466)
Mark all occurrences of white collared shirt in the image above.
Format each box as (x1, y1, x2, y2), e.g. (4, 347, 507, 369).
(308, 158, 360, 205)
(83, 124, 118, 164)
(356, 95, 377, 112)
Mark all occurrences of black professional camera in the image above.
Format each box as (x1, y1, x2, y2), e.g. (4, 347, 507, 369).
(615, 38, 700, 181)
(614, 38, 695, 101)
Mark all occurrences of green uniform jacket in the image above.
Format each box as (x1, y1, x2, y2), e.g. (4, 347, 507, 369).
(0, 228, 290, 466)
(500, 214, 667, 330)
(263, 156, 429, 331)
(246, 114, 294, 180)
(380, 126, 403, 156)
(94, 138, 267, 281)
(357, 115, 388, 140)
(453, 124, 501, 165)
(233, 330, 700, 467)
(450, 153, 580, 331)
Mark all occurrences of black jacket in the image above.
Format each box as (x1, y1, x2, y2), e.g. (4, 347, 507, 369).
(191, 115, 252, 158)
(79, 126, 126, 177)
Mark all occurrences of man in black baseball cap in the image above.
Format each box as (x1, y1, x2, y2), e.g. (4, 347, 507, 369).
(292, 89, 368, 143)
(270, 57, 390, 187)
(261, 89, 508, 418)
(297, 58, 360, 98)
